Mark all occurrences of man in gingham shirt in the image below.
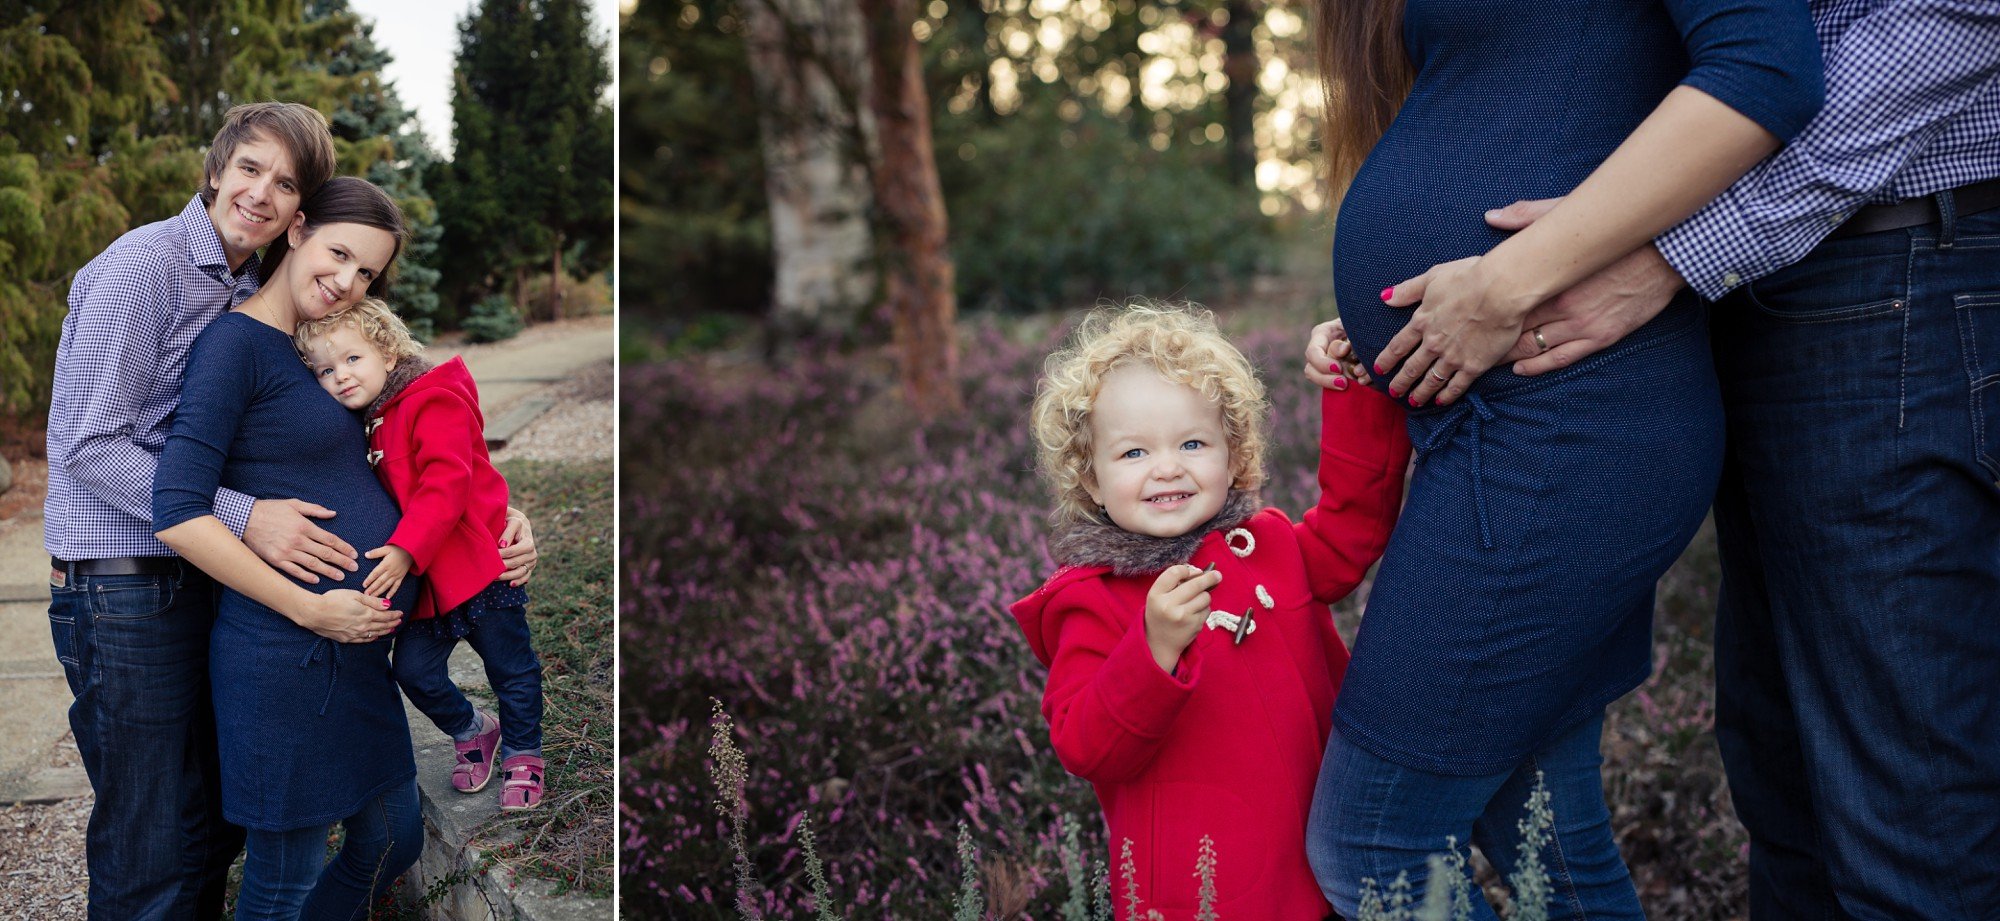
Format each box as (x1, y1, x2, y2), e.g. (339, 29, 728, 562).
(42, 102, 373, 921)
(1472, 3, 2000, 915)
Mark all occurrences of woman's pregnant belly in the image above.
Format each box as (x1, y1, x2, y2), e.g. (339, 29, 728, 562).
(1332, 120, 1597, 389)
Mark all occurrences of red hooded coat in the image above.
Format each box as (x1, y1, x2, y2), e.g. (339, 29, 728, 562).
(367, 356, 510, 620)
(1009, 386, 1411, 920)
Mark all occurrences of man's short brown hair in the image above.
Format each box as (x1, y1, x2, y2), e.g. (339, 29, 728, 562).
(201, 102, 336, 205)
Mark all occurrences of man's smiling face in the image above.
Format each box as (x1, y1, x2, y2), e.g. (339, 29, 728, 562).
(205, 131, 302, 267)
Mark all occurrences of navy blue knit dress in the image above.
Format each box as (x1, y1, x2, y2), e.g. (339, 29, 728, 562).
(1329, 0, 1821, 775)
(154, 311, 419, 831)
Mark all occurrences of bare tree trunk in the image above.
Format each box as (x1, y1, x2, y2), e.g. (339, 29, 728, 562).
(1222, 0, 1258, 187)
(742, 0, 877, 338)
(550, 233, 565, 320)
(860, 0, 960, 418)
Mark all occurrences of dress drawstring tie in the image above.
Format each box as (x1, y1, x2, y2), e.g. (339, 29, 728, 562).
(298, 638, 344, 717)
(1414, 393, 1497, 550)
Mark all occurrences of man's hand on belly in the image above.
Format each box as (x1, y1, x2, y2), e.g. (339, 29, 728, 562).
(244, 498, 361, 583)
(1485, 197, 1687, 376)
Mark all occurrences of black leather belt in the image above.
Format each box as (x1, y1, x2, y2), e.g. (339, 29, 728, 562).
(1828, 175, 2000, 240)
(52, 556, 184, 577)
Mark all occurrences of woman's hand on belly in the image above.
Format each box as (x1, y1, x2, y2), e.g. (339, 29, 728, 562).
(1374, 255, 1532, 406)
(300, 589, 405, 644)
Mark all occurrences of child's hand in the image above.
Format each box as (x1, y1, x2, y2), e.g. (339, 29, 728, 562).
(362, 544, 414, 599)
(1304, 319, 1372, 390)
(1144, 564, 1221, 674)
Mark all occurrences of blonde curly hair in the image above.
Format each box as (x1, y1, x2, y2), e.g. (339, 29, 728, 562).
(1031, 300, 1268, 528)
(293, 297, 424, 367)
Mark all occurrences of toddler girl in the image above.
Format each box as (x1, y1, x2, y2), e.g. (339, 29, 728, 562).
(296, 299, 547, 811)
(1010, 302, 1410, 919)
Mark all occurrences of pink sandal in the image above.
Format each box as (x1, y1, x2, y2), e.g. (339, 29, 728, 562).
(451, 709, 501, 793)
(499, 753, 545, 811)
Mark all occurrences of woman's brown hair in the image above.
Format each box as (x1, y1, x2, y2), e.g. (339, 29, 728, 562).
(1316, 0, 1414, 193)
(259, 176, 409, 297)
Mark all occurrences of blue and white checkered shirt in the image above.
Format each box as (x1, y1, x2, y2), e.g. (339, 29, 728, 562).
(1656, 0, 2000, 299)
(45, 196, 265, 560)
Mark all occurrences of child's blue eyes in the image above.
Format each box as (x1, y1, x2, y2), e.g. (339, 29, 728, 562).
(315, 354, 365, 377)
(1119, 441, 1206, 459)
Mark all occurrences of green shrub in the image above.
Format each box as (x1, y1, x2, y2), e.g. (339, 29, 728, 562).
(939, 100, 1271, 312)
(462, 294, 525, 343)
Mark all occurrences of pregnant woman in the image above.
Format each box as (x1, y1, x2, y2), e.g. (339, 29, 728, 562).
(154, 177, 422, 920)
(1303, 1, 1823, 915)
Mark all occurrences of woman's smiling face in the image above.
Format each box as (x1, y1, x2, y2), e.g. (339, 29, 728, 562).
(280, 219, 397, 321)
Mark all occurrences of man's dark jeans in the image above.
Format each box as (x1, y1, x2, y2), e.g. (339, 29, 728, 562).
(1711, 201, 2000, 919)
(48, 563, 244, 921)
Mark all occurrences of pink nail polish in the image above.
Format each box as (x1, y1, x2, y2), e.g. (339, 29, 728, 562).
(1380, 287, 1394, 301)
(1409, 396, 1421, 407)
(1332, 375, 1348, 390)
(381, 599, 391, 609)
(1388, 387, 1402, 398)
(1373, 363, 1384, 375)
(501, 540, 510, 548)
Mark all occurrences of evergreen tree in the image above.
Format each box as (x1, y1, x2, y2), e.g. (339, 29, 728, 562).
(436, 0, 612, 319)
(0, 3, 191, 415)
(305, 0, 447, 337)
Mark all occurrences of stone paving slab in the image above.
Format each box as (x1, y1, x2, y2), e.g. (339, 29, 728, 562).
(0, 595, 69, 802)
(4, 767, 90, 805)
(486, 395, 559, 450)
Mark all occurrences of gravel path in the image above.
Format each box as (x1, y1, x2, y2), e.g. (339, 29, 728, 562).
(0, 736, 87, 919)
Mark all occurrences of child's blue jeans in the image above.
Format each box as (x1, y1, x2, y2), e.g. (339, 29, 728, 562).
(1306, 715, 1640, 920)
(234, 776, 421, 921)
(391, 585, 543, 758)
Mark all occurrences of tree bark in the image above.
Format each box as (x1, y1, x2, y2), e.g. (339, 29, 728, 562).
(550, 232, 565, 320)
(742, 0, 878, 337)
(860, 0, 961, 418)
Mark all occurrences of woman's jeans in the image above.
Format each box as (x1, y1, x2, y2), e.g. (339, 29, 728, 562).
(234, 777, 422, 921)
(48, 562, 242, 921)
(1306, 715, 1640, 921)
(1710, 201, 2000, 918)
(391, 596, 543, 757)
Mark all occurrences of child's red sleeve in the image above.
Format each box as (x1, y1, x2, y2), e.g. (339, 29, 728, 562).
(1297, 385, 1412, 605)
(1038, 582, 1201, 785)
(384, 393, 482, 572)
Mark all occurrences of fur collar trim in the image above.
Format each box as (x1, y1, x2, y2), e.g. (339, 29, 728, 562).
(1049, 490, 1260, 577)
(367, 354, 435, 421)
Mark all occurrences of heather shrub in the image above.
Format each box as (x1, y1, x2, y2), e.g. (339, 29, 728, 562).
(622, 308, 1749, 918)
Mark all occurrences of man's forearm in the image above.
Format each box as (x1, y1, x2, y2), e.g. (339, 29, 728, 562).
(156, 515, 318, 620)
